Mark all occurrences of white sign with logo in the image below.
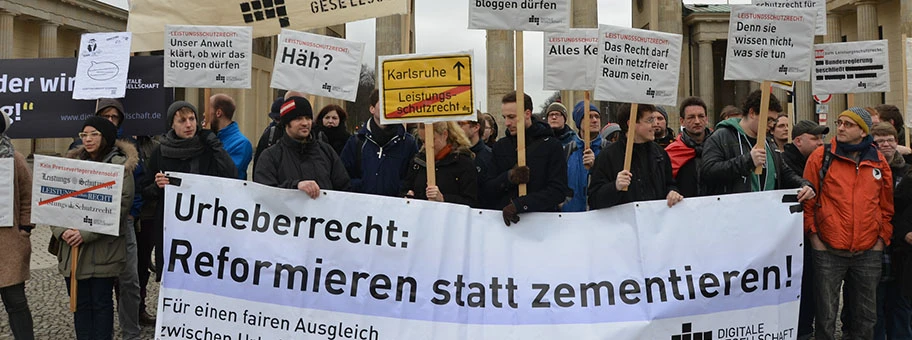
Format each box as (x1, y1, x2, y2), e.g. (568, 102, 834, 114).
(164, 25, 252, 89)
(31, 155, 124, 236)
(0, 158, 13, 226)
(543, 29, 599, 91)
(271, 29, 365, 102)
(72, 32, 132, 99)
(812, 40, 890, 95)
(594, 25, 683, 106)
(752, 0, 825, 36)
(468, 0, 570, 32)
(723, 5, 815, 81)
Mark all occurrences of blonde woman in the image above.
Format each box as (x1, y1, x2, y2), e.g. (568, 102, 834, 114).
(404, 122, 478, 207)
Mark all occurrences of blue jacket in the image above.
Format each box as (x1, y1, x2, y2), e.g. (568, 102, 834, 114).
(562, 134, 602, 212)
(217, 121, 253, 180)
(340, 119, 418, 196)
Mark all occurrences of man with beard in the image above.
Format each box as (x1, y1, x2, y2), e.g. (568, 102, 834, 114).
(653, 106, 675, 147)
(665, 97, 712, 197)
(208, 94, 253, 180)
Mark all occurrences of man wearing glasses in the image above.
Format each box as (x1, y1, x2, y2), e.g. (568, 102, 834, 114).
(803, 107, 894, 340)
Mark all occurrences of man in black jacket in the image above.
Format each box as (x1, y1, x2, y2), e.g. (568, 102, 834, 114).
(254, 97, 350, 197)
(700, 90, 814, 198)
(588, 103, 682, 209)
(484, 92, 570, 225)
(665, 96, 712, 197)
(782, 120, 828, 176)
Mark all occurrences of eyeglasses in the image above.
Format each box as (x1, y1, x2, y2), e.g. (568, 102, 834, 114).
(78, 131, 102, 139)
(835, 120, 859, 129)
(638, 117, 656, 124)
(874, 137, 896, 146)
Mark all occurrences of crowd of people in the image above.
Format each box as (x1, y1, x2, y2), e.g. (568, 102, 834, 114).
(0, 87, 910, 340)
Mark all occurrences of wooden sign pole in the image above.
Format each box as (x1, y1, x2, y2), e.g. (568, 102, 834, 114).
(203, 88, 212, 129)
(516, 31, 527, 196)
(787, 92, 794, 144)
(70, 245, 79, 313)
(754, 81, 772, 175)
(583, 91, 591, 148)
(620, 103, 638, 192)
(904, 34, 910, 148)
(424, 123, 436, 187)
(847, 93, 855, 108)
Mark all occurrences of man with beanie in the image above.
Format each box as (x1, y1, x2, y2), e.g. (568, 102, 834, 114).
(653, 106, 675, 147)
(253, 97, 286, 172)
(483, 92, 571, 225)
(207, 94, 253, 180)
(562, 101, 603, 211)
(545, 102, 575, 152)
(340, 89, 418, 196)
(254, 97, 350, 195)
(665, 96, 712, 197)
(803, 107, 894, 340)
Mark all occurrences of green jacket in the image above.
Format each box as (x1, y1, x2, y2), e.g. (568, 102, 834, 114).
(52, 140, 138, 279)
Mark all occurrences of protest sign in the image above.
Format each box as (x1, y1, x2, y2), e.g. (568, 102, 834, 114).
(752, 0, 825, 36)
(468, 0, 570, 32)
(165, 25, 252, 89)
(0, 159, 12, 226)
(594, 25, 682, 106)
(157, 173, 802, 339)
(723, 5, 815, 81)
(30, 155, 124, 236)
(378, 51, 475, 124)
(543, 29, 599, 91)
(271, 29, 365, 102)
(0, 57, 172, 139)
(127, 0, 408, 52)
(812, 40, 890, 95)
(72, 32, 132, 100)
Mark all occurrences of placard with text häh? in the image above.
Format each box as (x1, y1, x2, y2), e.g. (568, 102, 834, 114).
(271, 29, 365, 102)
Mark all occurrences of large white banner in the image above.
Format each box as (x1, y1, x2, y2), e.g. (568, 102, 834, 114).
(812, 40, 890, 95)
(30, 155, 124, 236)
(595, 25, 682, 106)
(157, 173, 803, 339)
(0, 158, 12, 226)
(724, 5, 815, 81)
(271, 29, 365, 102)
(164, 25, 253, 89)
(72, 32, 132, 100)
(468, 0, 570, 32)
(752, 0, 825, 36)
(543, 29, 599, 91)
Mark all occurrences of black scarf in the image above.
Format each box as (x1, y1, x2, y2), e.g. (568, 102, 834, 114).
(369, 119, 396, 146)
(160, 130, 207, 159)
(0, 134, 13, 158)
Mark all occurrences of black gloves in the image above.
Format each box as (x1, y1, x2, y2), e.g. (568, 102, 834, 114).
(502, 203, 520, 226)
(508, 165, 530, 185)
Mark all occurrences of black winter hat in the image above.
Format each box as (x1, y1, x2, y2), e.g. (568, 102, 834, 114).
(82, 116, 117, 149)
(95, 98, 125, 127)
(268, 97, 284, 120)
(279, 97, 313, 126)
(166, 101, 201, 130)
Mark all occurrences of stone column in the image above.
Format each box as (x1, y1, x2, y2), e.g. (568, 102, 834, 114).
(486, 30, 514, 137)
(0, 10, 29, 154)
(903, 0, 912, 37)
(794, 81, 813, 122)
(698, 40, 715, 116)
(823, 14, 844, 134)
(376, 0, 415, 60)
(36, 22, 60, 156)
(855, 2, 879, 108)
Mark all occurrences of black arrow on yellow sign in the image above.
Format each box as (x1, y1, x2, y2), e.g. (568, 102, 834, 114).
(454, 61, 466, 81)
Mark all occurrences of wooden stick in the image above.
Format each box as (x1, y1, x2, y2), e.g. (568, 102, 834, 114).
(583, 91, 591, 149)
(515, 31, 527, 197)
(203, 88, 211, 129)
(424, 123, 436, 187)
(621, 103, 638, 192)
(906, 128, 911, 149)
(847, 93, 855, 108)
(787, 101, 794, 145)
(754, 81, 772, 175)
(904, 34, 910, 148)
(70, 245, 78, 313)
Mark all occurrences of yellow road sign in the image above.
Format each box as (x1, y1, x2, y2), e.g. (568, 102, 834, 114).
(379, 52, 474, 124)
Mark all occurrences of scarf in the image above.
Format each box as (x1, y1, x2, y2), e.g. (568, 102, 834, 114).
(837, 135, 874, 153)
(160, 130, 206, 159)
(0, 134, 13, 158)
(369, 118, 396, 147)
(435, 144, 452, 161)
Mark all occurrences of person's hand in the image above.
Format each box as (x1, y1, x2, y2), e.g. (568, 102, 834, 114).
(426, 186, 444, 202)
(297, 180, 321, 199)
(666, 190, 683, 207)
(905, 232, 912, 245)
(405, 190, 415, 198)
(873, 237, 885, 251)
(154, 172, 169, 189)
(750, 147, 767, 167)
(19, 229, 30, 237)
(897, 145, 912, 156)
(502, 203, 520, 226)
(508, 166, 530, 185)
(797, 186, 816, 202)
(62, 229, 83, 247)
(615, 170, 632, 191)
(582, 149, 595, 170)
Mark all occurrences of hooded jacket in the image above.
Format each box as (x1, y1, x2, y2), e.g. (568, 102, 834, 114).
(665, 128, 712, 197)
(254, 134, 351, 191)
(563, 133, 602, 212)
(403, 144, 478, 207)
(483, 120, 571, 212)
(589, 138, 676, 209)
(52, 140, 138, 279)
(339, 118, 418, 197)
(700, 118, 809, 195)
(217, 121, 253, 180)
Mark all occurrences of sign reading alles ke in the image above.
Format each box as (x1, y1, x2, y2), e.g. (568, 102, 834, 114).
(379, 51, 475, 124)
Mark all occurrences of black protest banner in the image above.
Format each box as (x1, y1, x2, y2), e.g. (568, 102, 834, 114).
(0, 56, 172, 139)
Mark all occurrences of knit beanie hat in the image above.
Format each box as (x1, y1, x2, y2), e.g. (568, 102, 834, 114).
(166, 101, 201, 130)
(656, 106, 669, 121)
(839, 107, 874, 134)
(572, 100, 601, 130)
(82, 116, 117, 149)
(280, 97, 314, 126)
(95, 98, 125, 127)
(268, 97, 284, 120)
(546, 102, 568, 122)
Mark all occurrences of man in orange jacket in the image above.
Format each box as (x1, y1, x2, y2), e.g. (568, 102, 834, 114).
(803, 107, 894, 340)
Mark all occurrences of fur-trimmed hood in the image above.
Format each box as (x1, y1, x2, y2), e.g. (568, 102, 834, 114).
(66, 139, 139, 172)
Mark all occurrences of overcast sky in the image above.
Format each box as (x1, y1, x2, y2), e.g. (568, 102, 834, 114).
(104, 0, 751, 109)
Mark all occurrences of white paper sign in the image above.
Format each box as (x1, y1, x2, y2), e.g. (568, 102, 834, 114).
(0, 158, 13, 226)
(31, 155, 124, 236)
(723, 6, 815, 81)
(906, 38, 912, 125)
(72, 32, 132, 99)
(752, 0, 825, 36)
(543, 29, 599, 90)
(594, 25, 683, 106)
(164, 25, 252, 89)
(271, 29, 365, 102)
(468, 0, 570, 32)
(812, 40, 890, 95)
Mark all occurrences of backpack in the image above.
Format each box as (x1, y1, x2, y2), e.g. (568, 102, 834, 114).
(814, 144, 834, 209)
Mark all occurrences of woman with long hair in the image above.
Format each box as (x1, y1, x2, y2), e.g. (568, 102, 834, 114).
(404, 121, 478, 207)
(481, 112, 498, 148)
(313, 104, 351, 155)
